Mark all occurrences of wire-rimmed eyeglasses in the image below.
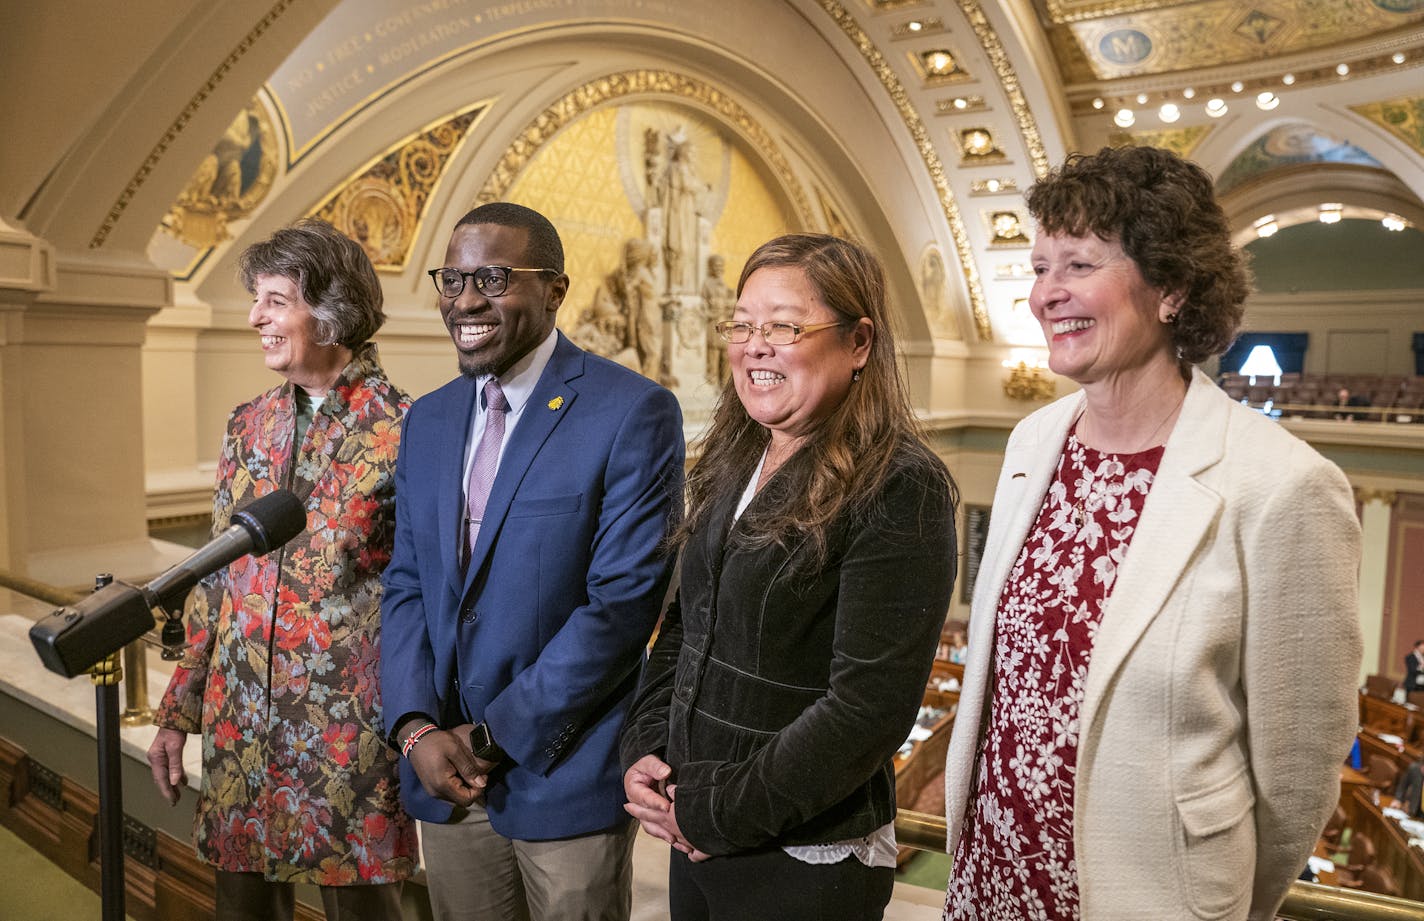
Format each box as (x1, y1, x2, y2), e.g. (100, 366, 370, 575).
(428, 266, 558, 299)
(713, 320, 843, 346)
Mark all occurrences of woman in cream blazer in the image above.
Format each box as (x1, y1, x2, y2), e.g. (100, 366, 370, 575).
(943, 146, 1362, 921)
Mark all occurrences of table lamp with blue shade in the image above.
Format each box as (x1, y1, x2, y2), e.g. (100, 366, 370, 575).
(1238, 344, 1283, 385)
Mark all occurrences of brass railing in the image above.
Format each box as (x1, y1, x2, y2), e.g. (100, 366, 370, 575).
(0, 569, 156, 724)
(894, 810, 1424, 921)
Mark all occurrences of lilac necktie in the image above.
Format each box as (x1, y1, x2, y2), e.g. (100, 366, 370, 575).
(463, 379, 508, 567)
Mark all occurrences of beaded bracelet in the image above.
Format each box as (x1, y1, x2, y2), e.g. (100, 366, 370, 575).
(400, 722, 438, 759)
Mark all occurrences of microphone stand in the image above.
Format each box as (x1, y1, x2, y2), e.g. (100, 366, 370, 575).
(89, 573, 129, 921)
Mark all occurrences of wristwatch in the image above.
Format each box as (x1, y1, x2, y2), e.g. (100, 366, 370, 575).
(470, 721, 506, 764)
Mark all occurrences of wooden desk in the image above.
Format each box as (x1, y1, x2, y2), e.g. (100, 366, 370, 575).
(1310, 841, 1340, 887)
(1359, 691, 1422, 750)
(1359, 731, 1417, 779)
(930, 659, 965, 685)
(1341, 764, 1373, 829)
(922, 687, 960, 711)
(1348, 786, 1424, 900)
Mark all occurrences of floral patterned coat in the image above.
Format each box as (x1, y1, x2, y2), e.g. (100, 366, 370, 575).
(155, 343, 417, 885)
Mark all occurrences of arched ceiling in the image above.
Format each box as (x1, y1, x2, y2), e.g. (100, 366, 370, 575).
(3, 0, 1421, 349)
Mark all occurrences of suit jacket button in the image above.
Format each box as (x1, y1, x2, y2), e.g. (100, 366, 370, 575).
(460, 606, 477, 623)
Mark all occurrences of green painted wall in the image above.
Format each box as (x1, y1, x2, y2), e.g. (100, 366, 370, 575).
(1246, 219, 1424, 292)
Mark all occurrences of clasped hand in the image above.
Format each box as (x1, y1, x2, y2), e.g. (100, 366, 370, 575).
(623, 754, 710, 862)
(406, 723, 494, 807)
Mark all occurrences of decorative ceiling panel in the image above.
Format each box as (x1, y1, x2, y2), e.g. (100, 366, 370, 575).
(1107, 124, 1212, 157)
(1038, 0, 1424, 83)
(1351, 95, 1424, 155)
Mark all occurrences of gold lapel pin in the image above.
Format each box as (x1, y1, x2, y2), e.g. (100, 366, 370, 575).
(547, 396, 564, 411)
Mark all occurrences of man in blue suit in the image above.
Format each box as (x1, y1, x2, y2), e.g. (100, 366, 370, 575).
(381, 202, 684, 921)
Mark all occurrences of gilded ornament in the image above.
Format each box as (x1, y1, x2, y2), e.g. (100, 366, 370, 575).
(952, 0, 1050, 179)
(814, 0, 992, 340)
(160, 98, 279, 251)
(311, 107, 482, 271)
(547, 396, 565, 411)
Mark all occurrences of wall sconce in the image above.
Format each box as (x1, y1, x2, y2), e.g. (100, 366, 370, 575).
(1002, 353, 1056, 401)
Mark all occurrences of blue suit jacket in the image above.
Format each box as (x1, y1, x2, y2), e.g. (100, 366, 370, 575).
(380, 333, 684, 839)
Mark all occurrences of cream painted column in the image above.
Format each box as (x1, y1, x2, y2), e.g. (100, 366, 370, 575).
(1355, 488, 1396, 684)
(7, 246, 191, 588)
(0, 219, 56, 572)
(142, 304, 216, 521)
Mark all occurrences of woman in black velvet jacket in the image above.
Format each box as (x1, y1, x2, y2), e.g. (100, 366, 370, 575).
(621, 234, 958, 921)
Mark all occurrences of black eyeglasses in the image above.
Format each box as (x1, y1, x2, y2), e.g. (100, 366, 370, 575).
(713, 320, 843, 346)
(428, 266, 557, 299)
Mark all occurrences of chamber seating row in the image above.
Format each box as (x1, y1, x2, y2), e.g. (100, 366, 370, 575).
(1217, 373, 1424, 422)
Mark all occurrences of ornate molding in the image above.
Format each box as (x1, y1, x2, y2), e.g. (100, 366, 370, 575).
(90, 0, 296, 249)
(312, 105, 484, 271)
(952, 0, 1051, 180)
(475, 71, 814, 230)
(1355, 488, 1399, 507)
(814, 0, 991, 340)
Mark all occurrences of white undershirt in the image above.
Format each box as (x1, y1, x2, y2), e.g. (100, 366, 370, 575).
(734, 449, 898, 869)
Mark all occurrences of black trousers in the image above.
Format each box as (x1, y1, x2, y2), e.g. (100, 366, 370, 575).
(667, 846, 895, 921)
(214, 870, 403, 921)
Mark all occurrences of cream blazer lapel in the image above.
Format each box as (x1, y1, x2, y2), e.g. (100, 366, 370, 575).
(946, 391, 1081, 848)
(1078, 368, 1227, 745)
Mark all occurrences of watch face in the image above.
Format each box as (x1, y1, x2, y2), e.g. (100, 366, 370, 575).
(471, 723, 500, 760)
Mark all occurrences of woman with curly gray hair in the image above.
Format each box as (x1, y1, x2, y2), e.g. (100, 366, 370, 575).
(942, 145, 1362, 921)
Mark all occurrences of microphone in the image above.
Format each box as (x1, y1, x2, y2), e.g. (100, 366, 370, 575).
(147, 490, 307, 612)
(29, 490, 307, 678)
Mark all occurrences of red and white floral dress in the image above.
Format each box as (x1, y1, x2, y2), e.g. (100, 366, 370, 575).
(944, 428, 1163, 920)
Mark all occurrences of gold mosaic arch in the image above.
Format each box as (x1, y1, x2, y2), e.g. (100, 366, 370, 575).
(474, 70, 814, 230)
(90, 0, 296, 248)
(815, 0, 991, 340)
(1350, 96, 1424, 157)
(310, 105, 485, 271)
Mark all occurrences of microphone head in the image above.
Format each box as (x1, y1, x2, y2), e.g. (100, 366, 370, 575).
(230, 489, 307, 555)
